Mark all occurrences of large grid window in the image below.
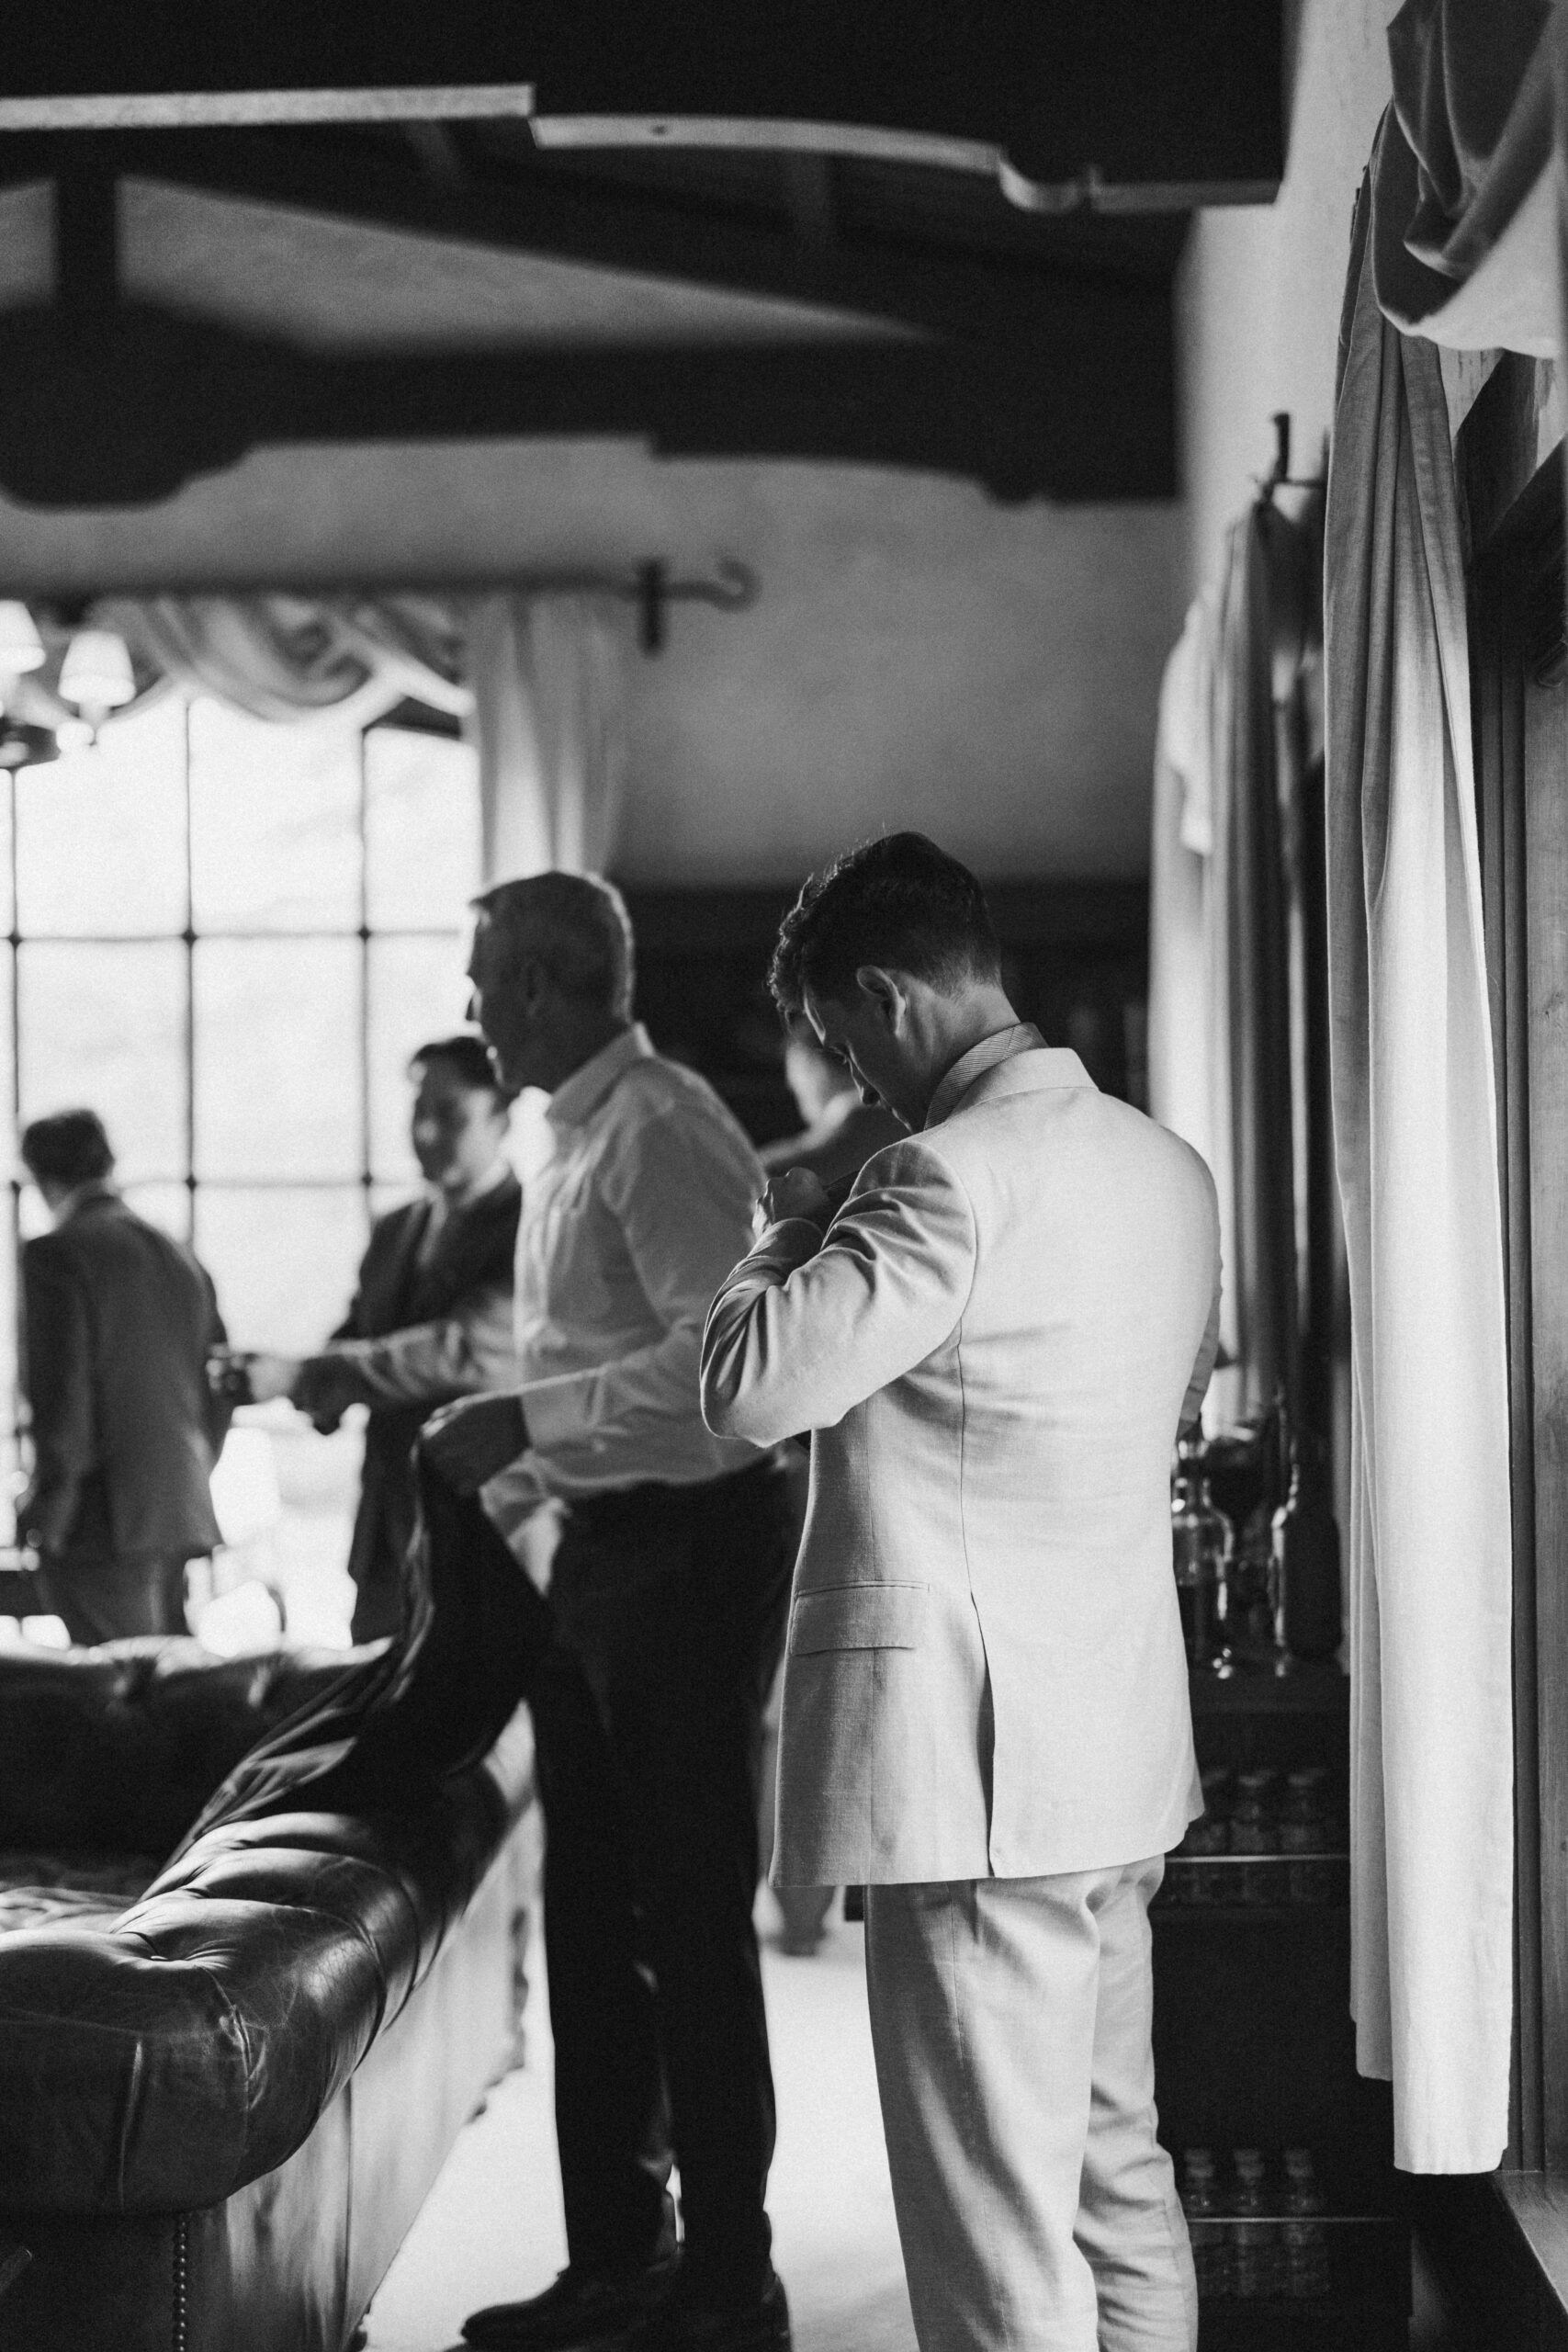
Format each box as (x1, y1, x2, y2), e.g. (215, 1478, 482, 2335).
(2, 694, 481, 1566)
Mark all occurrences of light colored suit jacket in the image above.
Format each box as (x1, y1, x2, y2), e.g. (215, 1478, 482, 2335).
(701, 1036, 1221, 1886)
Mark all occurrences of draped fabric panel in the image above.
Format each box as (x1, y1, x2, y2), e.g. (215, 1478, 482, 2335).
(1373, 0, 1559, 356)
(92, 590, 632, 888)
(1324, 157, 1514, 2173)
(104, 594, 471, 729)
(465, 592, 630, 883)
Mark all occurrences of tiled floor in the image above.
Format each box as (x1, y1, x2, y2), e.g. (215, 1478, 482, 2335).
(362, 1897, 919, 2352)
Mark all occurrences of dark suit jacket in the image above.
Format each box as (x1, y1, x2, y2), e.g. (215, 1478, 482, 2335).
(21, 1190, 229, 1566)
(302, 1172, 521, 1624)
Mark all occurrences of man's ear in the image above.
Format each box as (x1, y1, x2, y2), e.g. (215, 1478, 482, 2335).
(854, 965, 908, 1031)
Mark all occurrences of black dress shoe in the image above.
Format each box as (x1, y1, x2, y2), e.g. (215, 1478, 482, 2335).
(462, 2254, 682, 2351)
(623, 2269, 790, 2352)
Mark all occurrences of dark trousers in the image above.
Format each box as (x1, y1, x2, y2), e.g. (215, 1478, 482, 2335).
(531, 1458, 795, 2306)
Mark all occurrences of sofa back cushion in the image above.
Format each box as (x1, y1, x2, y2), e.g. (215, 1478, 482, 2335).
(0, 1642, 367, 1856)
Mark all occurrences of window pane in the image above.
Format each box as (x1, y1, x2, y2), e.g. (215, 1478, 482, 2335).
(189, 700, 361, 932)
(194, 938, 362, 1179)
(121, 1182, 194, 1247)
(194, 1186, 368, 1357)
(365, 728, 480, 931)
(0, 774, 15, 939)
(18, 941, 186, 1180)
(367, 933, 474, 1181)
(16, 695, 187, 937)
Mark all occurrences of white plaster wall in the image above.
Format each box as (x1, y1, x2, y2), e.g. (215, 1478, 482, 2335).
(1176, 0, 1396, 610)
(0, 446, 1179, 886)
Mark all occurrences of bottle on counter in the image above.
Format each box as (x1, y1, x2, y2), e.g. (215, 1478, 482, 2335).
(1271, 1430, 1343, 1663)
(1229, 2147, 1281, 2298)
(1228, 1769, 1280, 1905)
(1170, 1441, 1235, 1672)
(1179, 2147, 1231, 2299)
(1280, 1765, 1337, 1905)
(1281, 2146, 1332, 2297)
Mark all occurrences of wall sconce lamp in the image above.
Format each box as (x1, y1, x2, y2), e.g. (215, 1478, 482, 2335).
(58, 627, 136, 729)
(0, 603, 45, 676)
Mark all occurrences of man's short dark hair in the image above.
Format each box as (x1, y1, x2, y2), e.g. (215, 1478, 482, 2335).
(20, 1109, 115, 1188)
(769, 832, 1002, 1017)
(472, 872, 636, 1023)
(409, 1033, 508, 1102)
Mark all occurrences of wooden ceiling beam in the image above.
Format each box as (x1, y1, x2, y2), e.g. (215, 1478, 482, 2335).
(0, 300, 1174, 509)
(2, 126, 1182, 353)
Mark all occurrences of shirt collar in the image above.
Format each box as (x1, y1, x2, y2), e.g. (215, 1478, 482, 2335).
(434, 1154, 513, 1214)
(52, 1178, 119, 1229)
(924, 1023, 1047, 1129)
(547, 1023, 655, 1128)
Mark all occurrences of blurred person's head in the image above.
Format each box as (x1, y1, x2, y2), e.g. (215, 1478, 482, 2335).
(770, 832, 1016, 1130)
(468, 872, 635, 1095)
(782, 1015, 857, 1128)
(408, 1035, 511, 1195)
(20, 1108, 115, 1215)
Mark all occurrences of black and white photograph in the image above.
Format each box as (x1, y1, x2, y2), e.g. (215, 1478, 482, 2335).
(0, 6, 1552, 2348)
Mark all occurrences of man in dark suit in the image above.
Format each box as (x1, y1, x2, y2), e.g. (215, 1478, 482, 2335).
(253, 1035, 520, 1644)
(19, 1108, 231, 1645)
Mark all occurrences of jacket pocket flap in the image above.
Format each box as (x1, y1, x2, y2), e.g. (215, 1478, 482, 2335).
(788, 1582, 929, 1656)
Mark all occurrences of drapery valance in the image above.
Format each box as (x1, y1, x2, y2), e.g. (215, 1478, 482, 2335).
(84, 591, 631, 882)
(1372, 0, 1559, 356)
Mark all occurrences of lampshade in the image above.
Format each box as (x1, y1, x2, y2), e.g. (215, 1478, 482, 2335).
(0, 601, 45, 674)
(58, 628, 135, 711)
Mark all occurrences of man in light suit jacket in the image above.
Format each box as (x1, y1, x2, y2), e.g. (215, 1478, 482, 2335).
(701, 834, 1221, 2352)
(19, 1109, 231, 1645)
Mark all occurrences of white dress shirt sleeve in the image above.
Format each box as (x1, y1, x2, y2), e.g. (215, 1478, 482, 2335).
(701, 1139, 979, 1445)
(522, 1101, 760, 1485)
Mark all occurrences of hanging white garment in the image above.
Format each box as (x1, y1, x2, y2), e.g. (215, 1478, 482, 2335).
(1325, 152, 1514, 2173)
(1148, 594, 1216, 1168)
(466, 593, 630, 881)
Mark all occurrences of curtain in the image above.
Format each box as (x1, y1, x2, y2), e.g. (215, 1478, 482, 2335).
(1373, 0, 1558, 355)
(1324, 152, 1514, 2172)
(92, 588, 633, 887)
(466, 593, 630, 882)
(101, 594, 471, 729)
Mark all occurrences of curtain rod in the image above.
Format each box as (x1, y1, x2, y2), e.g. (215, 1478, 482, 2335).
(28, 559, 760, 657)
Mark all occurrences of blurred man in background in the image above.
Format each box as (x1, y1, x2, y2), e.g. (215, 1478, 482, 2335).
(760, 1013, 905, 1191)
(18, 1108, 230, 1645)
(248, 1035, 520, 1644)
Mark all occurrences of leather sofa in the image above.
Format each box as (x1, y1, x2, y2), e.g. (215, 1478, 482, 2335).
(0, 1471, 549, 2351)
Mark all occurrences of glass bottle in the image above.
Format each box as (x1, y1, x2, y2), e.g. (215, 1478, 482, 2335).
(1170, 1441, 1235, 1672)
(1281, 2147, 1331, 2297)
(1229, 2147, 1280, 2298)
(1228, 1768, 1280, 1905)
(1270, 1430, 1343, 1663)
(1179, 2147, 1230, 2299)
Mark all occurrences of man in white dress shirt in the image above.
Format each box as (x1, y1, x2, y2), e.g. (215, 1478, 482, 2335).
(422, 873, 796, 2352)
(701, 834, 1221, 2352)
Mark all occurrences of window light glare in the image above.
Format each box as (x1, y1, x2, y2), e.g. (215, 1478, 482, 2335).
(58, 628, 136, 711)
(0, 601, 44, 674)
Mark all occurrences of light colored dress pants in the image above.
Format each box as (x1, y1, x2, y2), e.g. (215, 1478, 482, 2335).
(864, 1857, 1196, 2352)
